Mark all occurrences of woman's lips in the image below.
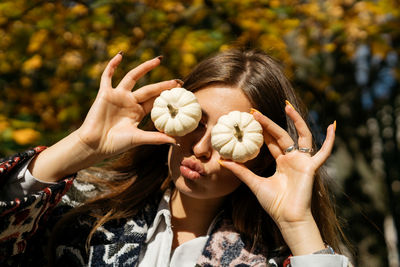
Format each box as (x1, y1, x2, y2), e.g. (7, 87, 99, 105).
(180, 158, 205, 180)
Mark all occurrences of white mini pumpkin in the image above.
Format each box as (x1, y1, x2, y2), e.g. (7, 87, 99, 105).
(151, 87, 201, 136)
(211, 111, 264, 163)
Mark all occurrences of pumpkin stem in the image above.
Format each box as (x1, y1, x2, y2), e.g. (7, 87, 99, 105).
(167, 104, 178, 118)
(233, 123, 243, 141)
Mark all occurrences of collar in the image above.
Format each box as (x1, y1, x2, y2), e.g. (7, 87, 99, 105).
(144, 189, 221, 243)
(145, 188, 172, 242)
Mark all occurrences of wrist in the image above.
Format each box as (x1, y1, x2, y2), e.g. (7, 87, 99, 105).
(277, 217, 325, 256)
(28, 131, 105, 182)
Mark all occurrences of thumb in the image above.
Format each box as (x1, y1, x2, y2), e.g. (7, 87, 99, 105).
(219, 159, 261, 193)
(134, 130, 177, 146)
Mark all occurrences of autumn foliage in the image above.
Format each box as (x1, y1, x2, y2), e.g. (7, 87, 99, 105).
(0, 0, 399, 265)
(0, 0, 397, 152)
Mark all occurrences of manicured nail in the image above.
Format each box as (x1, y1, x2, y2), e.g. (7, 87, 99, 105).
(333, 120, 336, 131)
(157, 55, 164, 61)
(218, 159, 225, 167)
(118, 51, 124, 56)
(250, 108, 261, 115)
(171, 142, 181, 147)
(174, 79, 184, 86)
(285, 100, 295, 111)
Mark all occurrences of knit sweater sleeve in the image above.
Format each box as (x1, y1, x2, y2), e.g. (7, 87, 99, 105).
(0, 147, 75, 260)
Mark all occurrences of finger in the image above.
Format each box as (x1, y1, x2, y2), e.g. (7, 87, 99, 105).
(175, 79, 184, 88)
(142, 96, 157, 114)
(312, 122, 336, 168)
(251, 109, 294, 151)
(263, 131, 283, 158)
(219, 159, 262, 193)
(118, 56, 163, 91)
(133, 79, 180, 103)
(100, 52, 123, 89)
(133, 129, 177, 146)
(285, 102, 312, 150)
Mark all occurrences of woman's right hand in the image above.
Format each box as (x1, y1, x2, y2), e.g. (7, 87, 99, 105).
(76, 53, 178, 159)
(28, 53, 179, 182)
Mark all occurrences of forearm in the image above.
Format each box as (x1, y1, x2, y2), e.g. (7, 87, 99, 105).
(28, 131, 103, 183)
(278, 216, 325, 256)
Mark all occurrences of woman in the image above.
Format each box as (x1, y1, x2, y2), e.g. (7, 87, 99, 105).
(0, 49, 351, 266)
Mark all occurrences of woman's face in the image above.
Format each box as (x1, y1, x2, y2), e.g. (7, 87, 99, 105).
(168, 85, 254, 200)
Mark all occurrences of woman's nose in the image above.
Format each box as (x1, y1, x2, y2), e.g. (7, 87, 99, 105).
(192, 129, 213, 159)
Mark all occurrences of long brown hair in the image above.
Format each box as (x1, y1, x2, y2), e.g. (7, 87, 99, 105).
(54, 49, 346, 256)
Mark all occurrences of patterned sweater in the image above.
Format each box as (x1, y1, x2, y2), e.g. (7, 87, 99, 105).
(0, 148, 289, 266)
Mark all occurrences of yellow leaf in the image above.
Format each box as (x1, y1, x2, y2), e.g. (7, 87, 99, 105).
(182, 53, 196, 67)
(12, 128, 40, 145)
(20, 76, 32, 88)
(140, 48, 155, 62)
(22, 55, 42, 72)
(70, 4, 88, 16)
(88, 62, 107, 80)
(132, 27, 144, 39)
(283, 19, 300, 30)
(371, 41, 390, 58)
(61, 50, 83, 70)
(107, 37, 131, 57)
(323, 43, 336, 53)
(258, 34, 287, 54)
(219, 44, 233, 52)
(299, 3, 320, 16)
(27, 29, 48, 53)
(0, 61, 11, 73)
(0, 120, 9, 132)
(270, 0, 280, 8)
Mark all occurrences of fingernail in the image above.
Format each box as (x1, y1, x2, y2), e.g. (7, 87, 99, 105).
(333, 120, 336, 131)
(250, 108, 261, 115)
(285, 100, 295, 111)
(157, 55, 164, 61)
(171, 142, 181, 147)
(174, 79, 184, 86)
(118, 51, 124, 56)
(218, 159, 225, 167)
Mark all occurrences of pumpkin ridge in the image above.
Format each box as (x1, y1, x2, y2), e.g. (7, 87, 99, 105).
(244, 138, 260, 151)
(179, 96, 198, 106)
(232, 142, 247, 161)
(181, 103, 201, 112)
(154, 113, 169, 131)
(219, 139, 236, 157)
(176, 113, 197, 126)
(150, 107, 164, 120)
(212, 123, 231, 133)
(219, 120, 236, 129)
(165, 118, 182, 136)
(240, 118, 252, 128)
(211, 133, 232, 149)
(176, 90, 194, 106)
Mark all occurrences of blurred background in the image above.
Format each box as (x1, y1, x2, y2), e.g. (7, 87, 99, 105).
(0, 0, 399, 266)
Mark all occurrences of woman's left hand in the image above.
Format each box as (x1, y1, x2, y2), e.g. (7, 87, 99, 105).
(219, 103, 336, 255)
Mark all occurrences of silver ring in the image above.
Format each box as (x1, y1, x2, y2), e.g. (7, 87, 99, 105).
(284, 145, 297, 154)
(298, 147, 314, 153)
